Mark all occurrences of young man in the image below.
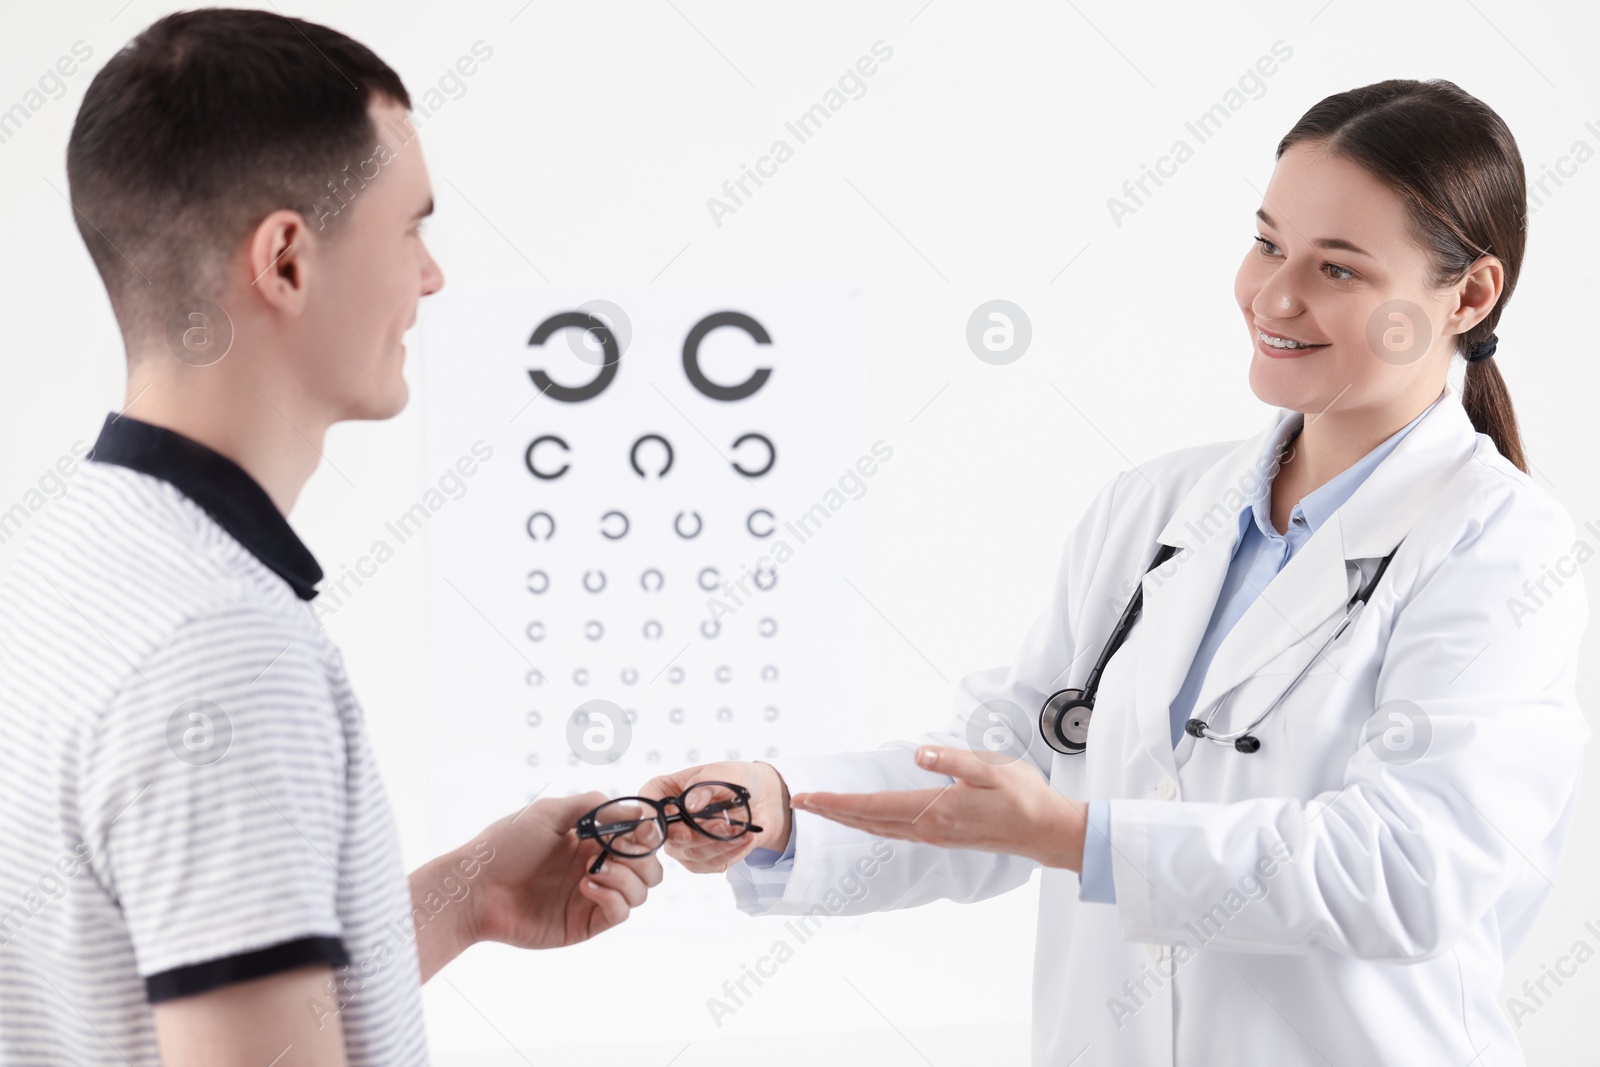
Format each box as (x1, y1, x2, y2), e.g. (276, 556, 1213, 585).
(0, 9, 658, 1065)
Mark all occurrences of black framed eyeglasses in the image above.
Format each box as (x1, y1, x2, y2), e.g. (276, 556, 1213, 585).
(575, 781, 763, 875)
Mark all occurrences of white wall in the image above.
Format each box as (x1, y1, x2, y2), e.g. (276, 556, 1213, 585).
(3, 1, 1596, 1063)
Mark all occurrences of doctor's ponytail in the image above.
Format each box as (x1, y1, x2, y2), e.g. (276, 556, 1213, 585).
(1276, 79, 1528, 473)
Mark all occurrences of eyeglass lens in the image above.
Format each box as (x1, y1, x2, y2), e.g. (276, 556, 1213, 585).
(680, 782, 756, 841)
(588, 798, 667, 857)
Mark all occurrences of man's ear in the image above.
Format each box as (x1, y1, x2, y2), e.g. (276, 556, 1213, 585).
(248, 209, 313, 315)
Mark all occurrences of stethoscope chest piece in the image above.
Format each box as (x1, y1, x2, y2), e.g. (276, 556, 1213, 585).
(1040, 687, 1093, 754)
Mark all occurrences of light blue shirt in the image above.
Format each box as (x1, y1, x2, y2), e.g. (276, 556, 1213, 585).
(746, 828, 796, 868)
(1077, 397, 1436, 904)
(739, 777, 796, 911)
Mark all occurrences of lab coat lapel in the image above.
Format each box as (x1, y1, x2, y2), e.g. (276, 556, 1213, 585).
(1138, 387, 1477, 760)
(1180, 511, 1354, 737)
(1131, 429, 1270, 768)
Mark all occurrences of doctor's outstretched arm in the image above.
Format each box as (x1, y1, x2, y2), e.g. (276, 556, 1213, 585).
(639, 472, 1130, 916)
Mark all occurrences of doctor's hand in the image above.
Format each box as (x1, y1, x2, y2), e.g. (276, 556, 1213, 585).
(637, 761, 792, 874)
(791, 746, 1088, 872)
(412, 792, 664, 983)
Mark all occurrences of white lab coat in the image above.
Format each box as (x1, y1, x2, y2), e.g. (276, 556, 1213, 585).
(737, 385, 1590, 1066)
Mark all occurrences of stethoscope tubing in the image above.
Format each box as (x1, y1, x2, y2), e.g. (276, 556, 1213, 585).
(1185, 597, 1365, 747)
(1040, 537, 1402, 756)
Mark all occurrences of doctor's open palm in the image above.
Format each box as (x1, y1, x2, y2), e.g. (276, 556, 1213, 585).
(639, 760, 793, 872)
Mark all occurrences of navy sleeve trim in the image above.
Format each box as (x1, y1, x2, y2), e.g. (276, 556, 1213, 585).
(144, 935, 350, 1003)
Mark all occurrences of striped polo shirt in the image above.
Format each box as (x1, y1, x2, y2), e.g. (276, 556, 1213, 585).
(0, 413, 429, 1065)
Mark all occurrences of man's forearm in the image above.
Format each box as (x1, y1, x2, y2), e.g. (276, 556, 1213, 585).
(410, 845, 482, 983)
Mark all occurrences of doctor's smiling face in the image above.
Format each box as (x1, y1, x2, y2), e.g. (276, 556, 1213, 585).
(1235, 140, 1502, 433)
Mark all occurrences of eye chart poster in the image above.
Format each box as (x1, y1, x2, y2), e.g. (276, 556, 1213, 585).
(420, 289, 876, 861)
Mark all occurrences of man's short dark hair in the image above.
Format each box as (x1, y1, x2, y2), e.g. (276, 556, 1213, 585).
(66, 7, 412, 348)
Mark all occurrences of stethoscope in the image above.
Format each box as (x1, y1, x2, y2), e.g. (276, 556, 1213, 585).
(1038, 538, 1403, 755)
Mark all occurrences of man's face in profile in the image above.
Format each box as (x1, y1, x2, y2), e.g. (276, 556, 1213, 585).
(293, 97, 444, 422)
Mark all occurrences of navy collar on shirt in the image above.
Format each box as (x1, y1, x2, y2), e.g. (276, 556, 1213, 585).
(86, 413, 323, 601)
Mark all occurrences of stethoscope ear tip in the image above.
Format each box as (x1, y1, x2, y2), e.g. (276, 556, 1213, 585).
(1184, 718, 1261, 753)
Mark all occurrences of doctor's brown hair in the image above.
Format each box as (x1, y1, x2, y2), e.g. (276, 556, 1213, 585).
(1277, 79, 1527, 473)
(66, 8, 411, 351)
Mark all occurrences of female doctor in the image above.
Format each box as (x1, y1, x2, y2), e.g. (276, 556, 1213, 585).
(640, 78, 1590, 1066)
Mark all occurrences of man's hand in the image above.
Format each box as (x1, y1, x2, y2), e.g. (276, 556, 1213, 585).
(414, 792, 662, 982)
(638, 761, 791, 874)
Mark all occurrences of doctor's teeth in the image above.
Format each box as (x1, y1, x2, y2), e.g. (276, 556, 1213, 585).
(1260, 332, 1327, 349)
